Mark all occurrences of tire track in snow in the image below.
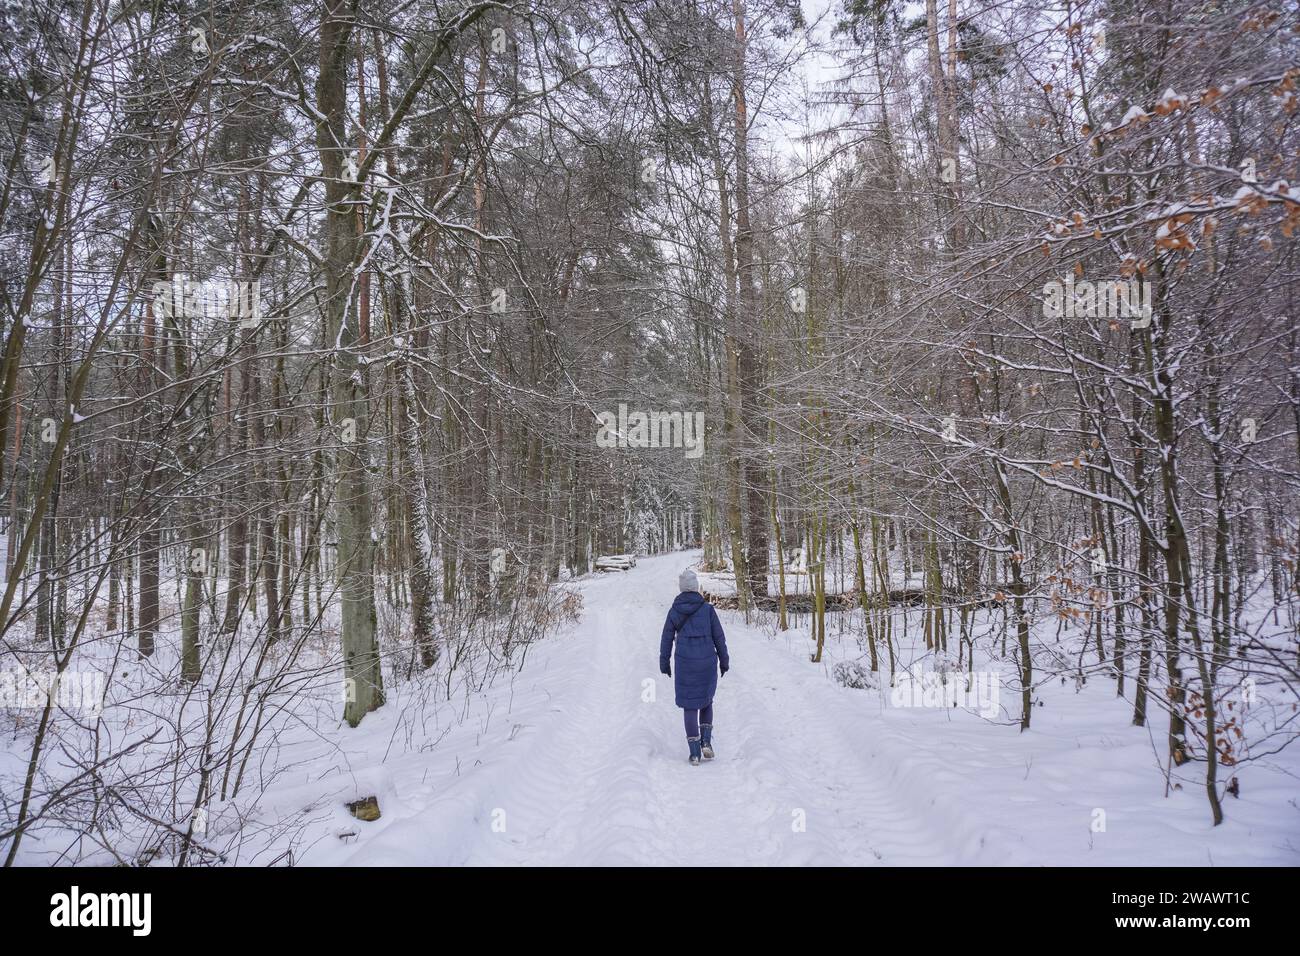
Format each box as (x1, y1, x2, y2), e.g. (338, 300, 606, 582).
(722, 623, 958, 864)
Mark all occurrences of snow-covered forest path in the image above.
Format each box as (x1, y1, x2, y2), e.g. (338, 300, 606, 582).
(330, 551, 953, 865)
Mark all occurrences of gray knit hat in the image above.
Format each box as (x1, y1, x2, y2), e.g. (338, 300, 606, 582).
(678, 567, 700, 593)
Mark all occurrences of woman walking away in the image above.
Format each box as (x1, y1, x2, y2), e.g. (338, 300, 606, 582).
(659, 568, 730, 765)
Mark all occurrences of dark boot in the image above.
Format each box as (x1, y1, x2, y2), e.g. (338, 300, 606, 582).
(700, 724, 714, 759)
(687, 736, 702, 765)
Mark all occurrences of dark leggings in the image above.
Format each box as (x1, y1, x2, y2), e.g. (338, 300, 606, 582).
(683, 702, 714, 738)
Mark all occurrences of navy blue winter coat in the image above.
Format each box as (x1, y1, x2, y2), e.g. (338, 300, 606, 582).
(660, 591, 729, 709)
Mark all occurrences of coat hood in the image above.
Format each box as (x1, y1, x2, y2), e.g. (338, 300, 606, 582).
(670, 590, 707, 617)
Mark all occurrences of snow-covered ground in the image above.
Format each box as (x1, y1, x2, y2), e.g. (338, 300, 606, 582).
(5, 547, 1296, 865)
(184, 549, 1296, 867)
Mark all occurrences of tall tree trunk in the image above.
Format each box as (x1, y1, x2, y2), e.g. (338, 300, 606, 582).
(319, 0, 383, 726)
(731, 0, 768, 599)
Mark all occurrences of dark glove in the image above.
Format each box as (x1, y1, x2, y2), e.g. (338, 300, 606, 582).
(661, 662, 671, 677)
(720, 664, 729, 677)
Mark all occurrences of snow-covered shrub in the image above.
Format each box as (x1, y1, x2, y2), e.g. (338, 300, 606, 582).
(833, 659, 874, 690)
